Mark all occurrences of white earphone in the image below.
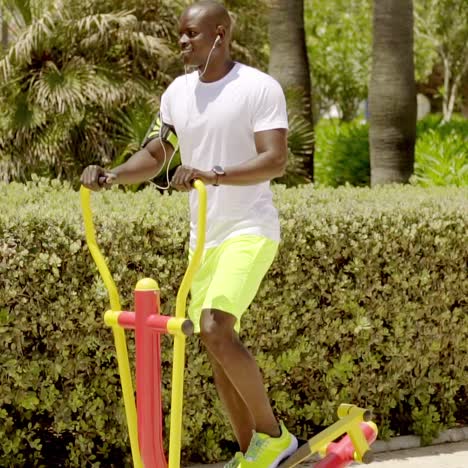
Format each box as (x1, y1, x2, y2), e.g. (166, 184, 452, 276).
(198, 34, 222, 79)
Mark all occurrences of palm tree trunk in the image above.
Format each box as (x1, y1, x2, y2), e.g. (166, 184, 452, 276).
(268, 0, 315, 179)
(268, 0, 313, 120)
(369, 0, 416, 185)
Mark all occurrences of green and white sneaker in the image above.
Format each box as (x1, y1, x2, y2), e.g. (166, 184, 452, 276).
(224, 451, 244, 468)
(241, 421, 298, 467)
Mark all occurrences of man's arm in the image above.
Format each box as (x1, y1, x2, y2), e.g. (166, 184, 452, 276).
(80, 138, 174, 190)
(111, 137, 174, 184)
(170, 128, 288, 191)
(222, 128, 288, 185)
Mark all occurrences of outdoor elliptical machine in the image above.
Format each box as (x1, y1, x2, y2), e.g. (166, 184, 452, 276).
(80, 180, 378, 468)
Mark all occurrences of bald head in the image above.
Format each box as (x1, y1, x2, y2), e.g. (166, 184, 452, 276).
(182, 1, 232, 38)
(178, 0, 234, 73)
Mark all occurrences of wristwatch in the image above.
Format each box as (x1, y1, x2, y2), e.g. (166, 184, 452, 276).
(211, 165, 226, 186)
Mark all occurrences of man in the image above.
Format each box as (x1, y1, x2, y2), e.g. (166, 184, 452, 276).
(80, 1, 297, 466)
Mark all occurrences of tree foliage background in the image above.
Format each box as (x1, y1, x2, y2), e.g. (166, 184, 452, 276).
(0, 0, 271, 183)
(0, 0, 466, 184)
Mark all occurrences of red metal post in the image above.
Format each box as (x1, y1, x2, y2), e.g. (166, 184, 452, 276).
(135, 279, 167, 468)
(118, 311, 172, 333)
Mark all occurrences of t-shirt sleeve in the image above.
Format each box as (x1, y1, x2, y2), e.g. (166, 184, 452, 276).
(252, 78, 288, 132)
(160, 89, 173, 127)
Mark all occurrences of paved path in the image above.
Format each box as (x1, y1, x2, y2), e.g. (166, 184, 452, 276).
(361, 440, 468, 467)
(187, 440, 468, 468)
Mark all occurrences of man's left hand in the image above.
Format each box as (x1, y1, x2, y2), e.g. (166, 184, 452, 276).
(171, 165, 216, 191)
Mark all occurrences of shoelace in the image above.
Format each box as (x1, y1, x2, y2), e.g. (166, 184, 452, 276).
(244, 433, 267, 461)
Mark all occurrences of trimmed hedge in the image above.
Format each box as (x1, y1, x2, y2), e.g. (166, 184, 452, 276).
(1, 178, 467, 466)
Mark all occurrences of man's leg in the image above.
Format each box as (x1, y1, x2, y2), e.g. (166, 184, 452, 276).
(191, 237, 296, 464)
(200, 308, 281, 443)
(206, 348, 255, 451)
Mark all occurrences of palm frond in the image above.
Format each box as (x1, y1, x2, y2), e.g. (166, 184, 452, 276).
(276, 114, 315, 186)
(30, 57, 92, 113)
(72, 11, 137, 41)
(0, 10, 61, 81)
(0, 1, 182, 183)
(111, 100, 158, 165)
(288, 113, 315, 156)
(9, 91, 46, 130)
(3, 0, 33, 27)
(91, 65, 151, 108)
(77, 14, 171, 62)
(127, 30, 171, 57)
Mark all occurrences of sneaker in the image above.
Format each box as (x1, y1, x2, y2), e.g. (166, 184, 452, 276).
(241, 421, 298, 467)
(224, 451, 244, 468)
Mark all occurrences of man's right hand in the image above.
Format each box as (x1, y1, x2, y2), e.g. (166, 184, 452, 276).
(80, 165, 117, 191)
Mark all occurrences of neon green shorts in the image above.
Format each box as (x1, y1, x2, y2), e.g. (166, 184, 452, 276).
(188, 235, 279, 334)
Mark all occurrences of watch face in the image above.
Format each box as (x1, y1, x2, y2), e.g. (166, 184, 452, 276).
(213, 165, 225, 175)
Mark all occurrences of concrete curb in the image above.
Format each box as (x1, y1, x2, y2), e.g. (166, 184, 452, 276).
(186, 426, 468, 467)
(371, 426, 468, 453)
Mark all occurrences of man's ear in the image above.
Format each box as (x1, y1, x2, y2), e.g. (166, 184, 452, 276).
(215, 26, 226, 45)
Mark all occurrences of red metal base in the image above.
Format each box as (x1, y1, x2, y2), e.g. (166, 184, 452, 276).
(315, 422, 377, 468)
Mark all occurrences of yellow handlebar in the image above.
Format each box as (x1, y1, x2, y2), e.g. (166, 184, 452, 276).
(169, 179, 207, 468)
(80, 181, 208, 468)
(80, 187, 121, 311)
(175, 179, 207, 318)
(80, 186, 142, 468)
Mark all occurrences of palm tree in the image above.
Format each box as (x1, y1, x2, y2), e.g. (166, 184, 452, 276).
(0, 0, 315, 185)
(268, 0, 314, 179)
(0, 0, 172, 182)
(368, 0, 417, 185)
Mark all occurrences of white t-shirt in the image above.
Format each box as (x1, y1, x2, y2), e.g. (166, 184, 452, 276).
(160, 62, 288, 249)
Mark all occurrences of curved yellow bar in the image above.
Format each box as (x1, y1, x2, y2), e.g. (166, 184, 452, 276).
(168, 180, 207, 468)
(80, 187, 142, 468)
(174, 180, 207, 320)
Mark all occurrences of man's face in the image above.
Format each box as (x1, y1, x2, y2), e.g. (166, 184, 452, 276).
(178, 8, 218, 67)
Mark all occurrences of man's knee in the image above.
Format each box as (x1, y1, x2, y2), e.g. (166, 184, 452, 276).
(199, 308, 237, 352)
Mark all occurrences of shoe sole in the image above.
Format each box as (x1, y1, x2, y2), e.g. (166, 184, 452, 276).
(268, 435, 299, 468)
